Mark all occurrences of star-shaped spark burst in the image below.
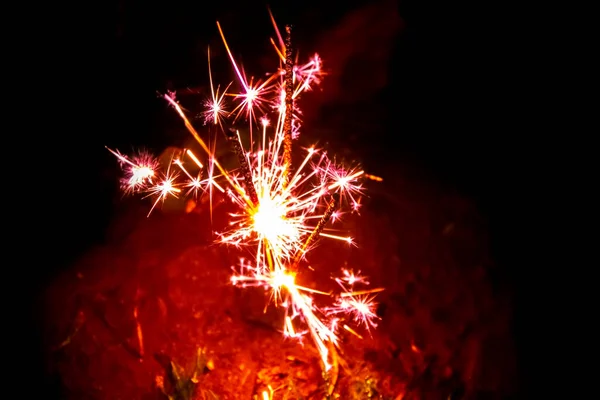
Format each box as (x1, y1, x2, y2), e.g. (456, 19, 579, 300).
(108, 11, 384, 372)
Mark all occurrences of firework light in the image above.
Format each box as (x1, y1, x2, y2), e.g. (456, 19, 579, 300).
(108, 12, 383, 372)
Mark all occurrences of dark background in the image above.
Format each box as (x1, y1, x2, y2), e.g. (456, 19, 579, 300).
(19, 0, 534, 397)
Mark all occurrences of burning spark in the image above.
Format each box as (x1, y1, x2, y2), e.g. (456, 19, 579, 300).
(201, 47, 232, 128)
(108, 13, 383, 372)
(106, 147, 158, 193)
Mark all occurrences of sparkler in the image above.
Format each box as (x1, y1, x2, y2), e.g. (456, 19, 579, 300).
(108, 12, 384, 373)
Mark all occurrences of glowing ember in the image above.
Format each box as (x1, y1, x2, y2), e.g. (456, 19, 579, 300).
(108, 12, 384, 372)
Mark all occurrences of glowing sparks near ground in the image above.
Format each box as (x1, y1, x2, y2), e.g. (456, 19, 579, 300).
(108, 14, 383, 372)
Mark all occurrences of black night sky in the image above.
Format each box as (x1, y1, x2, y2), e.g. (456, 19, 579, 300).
(21, 0, 536, 397)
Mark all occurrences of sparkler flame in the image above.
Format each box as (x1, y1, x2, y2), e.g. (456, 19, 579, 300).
(108, 13, 384, 372)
